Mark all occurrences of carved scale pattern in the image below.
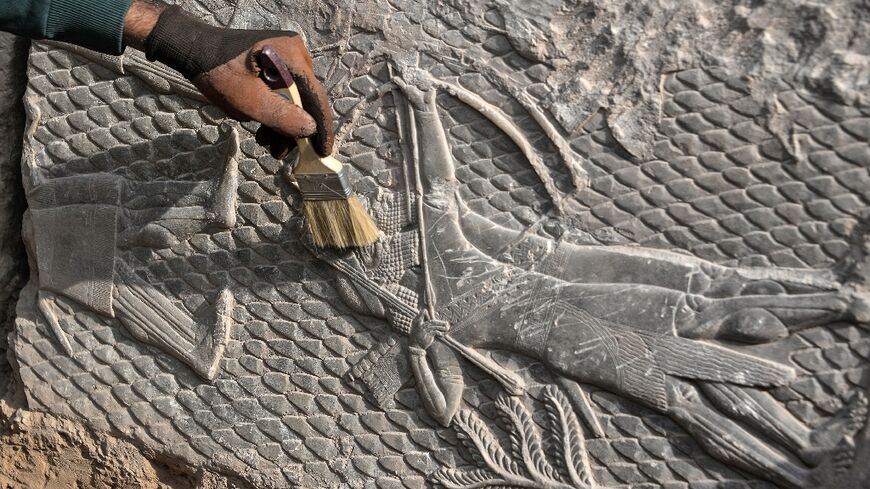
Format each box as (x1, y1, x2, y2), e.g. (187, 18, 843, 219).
(449, 70, 870, 267)
(13, 1, 870, 489)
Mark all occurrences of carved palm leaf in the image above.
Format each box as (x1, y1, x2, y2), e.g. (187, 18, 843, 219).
(452, 409, 523, 478)
(494, 394, 560, 483)
(431, 467, 508, 489)
(542, 385, 594, 488)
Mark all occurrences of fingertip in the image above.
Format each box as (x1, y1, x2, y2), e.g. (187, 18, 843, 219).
(300, 116, 317, 137)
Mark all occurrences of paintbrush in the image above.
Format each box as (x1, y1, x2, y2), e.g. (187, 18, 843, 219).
(258, 45, 379, 249)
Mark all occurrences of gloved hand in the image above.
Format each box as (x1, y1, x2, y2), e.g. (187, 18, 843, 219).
(143, 5, 334, 157)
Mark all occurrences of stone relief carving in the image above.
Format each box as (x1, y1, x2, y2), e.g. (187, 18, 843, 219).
(10, 1, 870, 488)
(324, 78, 869, 489)
(24, 105, 239, 380)
(431, 387, 597, 489)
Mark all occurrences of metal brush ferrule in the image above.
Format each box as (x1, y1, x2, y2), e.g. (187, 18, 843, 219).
(289, 166, 353, 200)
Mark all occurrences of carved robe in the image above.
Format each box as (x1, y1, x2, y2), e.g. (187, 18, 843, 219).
(27, 174, 120, 316)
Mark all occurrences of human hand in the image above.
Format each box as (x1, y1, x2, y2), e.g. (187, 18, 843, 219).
(410, 311, 450, 350)
(127, 3, 334, 157)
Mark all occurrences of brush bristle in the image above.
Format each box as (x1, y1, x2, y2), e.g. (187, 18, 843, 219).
(303, 196, 380, 248)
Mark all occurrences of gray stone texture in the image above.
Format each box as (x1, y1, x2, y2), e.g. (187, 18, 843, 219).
(0, 32, 29, 396)
(3, 1, 870, 488)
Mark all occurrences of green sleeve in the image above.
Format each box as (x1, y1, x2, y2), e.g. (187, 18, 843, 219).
(0, 0, 133, 54)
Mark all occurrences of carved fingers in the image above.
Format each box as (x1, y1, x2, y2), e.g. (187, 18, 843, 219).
(841, 282, 870, 323)
(410, 311, 450, 349)
(392, 78, 424, 110)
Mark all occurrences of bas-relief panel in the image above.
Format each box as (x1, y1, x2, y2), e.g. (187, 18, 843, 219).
(12, 1, 870, 488)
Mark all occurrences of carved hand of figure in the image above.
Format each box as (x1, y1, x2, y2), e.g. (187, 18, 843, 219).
(410, 311, 450, 350)
(125, 2, 335, 157)
(391, 74, 428, 111)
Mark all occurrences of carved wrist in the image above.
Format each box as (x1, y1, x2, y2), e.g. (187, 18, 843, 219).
(436, 369, 463, 383)
(409, 346, 427, 357)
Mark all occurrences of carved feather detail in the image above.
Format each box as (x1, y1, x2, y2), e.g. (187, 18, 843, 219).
(542, 386, 593, 487)
(452, 410, 523, 478)
(650, 335, 796, 387)
(433, 387, 596, 489)
(430, 468, 507, 489)
(495, 395, 559, 481)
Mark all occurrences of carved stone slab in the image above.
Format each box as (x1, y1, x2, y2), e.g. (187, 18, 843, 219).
(11, 1, 870, 488)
